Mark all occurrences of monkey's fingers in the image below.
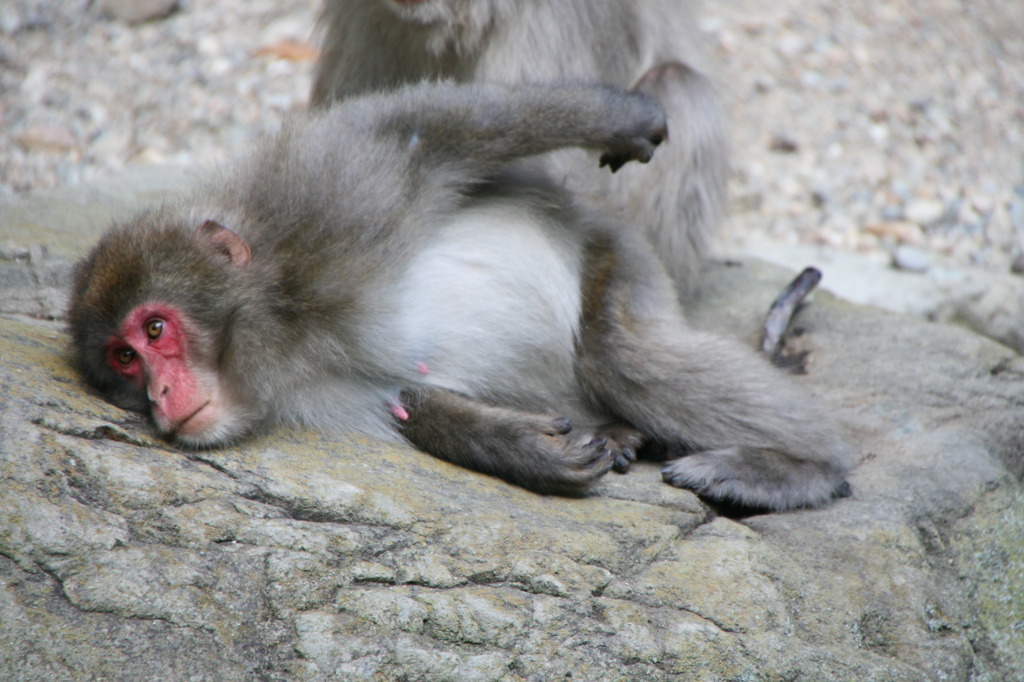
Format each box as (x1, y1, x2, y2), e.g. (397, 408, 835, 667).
(529, 432, 614, 495)
(599, 153, 627, 173)
(599, 133, 664, 173)
(599, 147, 652, 172)
(579, 437, 614, 473)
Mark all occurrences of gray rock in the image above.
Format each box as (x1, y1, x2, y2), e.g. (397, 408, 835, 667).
(940, 277, 1024, 354)
(1, 174, 1023, 680)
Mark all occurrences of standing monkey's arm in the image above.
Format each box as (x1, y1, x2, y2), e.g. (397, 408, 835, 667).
(366, 83, 668, 178)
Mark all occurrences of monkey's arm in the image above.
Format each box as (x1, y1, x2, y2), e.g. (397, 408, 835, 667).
(257, 83, 667, 242)
(371, 83, 668, 177)
(397, 386, 612, 495)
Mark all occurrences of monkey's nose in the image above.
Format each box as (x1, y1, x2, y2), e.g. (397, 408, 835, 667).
(148, 382, 170, 405)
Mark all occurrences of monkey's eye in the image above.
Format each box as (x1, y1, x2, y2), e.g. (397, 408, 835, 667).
(115, 347, 136, 365)
(145, 318, 164, 340)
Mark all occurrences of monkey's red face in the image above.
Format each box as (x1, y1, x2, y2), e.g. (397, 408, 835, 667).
(105, 303, 227, 445)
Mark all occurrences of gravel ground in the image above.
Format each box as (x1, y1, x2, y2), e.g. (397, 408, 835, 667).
(1, 0, 1022, 275)
(715, 0, 1024, 277)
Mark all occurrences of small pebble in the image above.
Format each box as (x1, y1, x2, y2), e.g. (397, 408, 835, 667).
(776, 32, 806, 57)
(15, 124, 78, 153)
(904, 199, 947, 227)
(95, 0, 179, 24)
(1009, 201, 1024, 232)
(769, 133, 799, 153)
(1011, 253, 1024, 276)
(880, 205, 903, 221)
(892, 245, 930, 273)
(864, 220, 923, 245)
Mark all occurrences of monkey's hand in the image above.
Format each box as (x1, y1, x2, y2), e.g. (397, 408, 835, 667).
(598, 94, 668, 173)
(397, 387, 614, 495)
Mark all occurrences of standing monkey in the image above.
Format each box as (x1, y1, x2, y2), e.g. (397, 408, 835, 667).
(311, 0, 729, 293)
(69, 83, 850, 510)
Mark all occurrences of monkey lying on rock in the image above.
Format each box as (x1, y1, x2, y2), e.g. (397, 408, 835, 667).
(69, 83, 851, 510)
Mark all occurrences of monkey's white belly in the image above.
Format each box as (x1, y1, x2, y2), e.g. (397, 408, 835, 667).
(388, 199, 585, 412)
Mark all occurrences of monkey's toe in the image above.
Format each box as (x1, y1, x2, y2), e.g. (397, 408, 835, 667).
(613, 449, 636, 473)
(593, 424, 644, 473)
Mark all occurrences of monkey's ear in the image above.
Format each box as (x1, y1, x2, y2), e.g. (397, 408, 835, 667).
(195, 220, 252, 267)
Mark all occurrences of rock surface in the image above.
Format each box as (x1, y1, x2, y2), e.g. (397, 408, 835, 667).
(1, 173, 1023, 680)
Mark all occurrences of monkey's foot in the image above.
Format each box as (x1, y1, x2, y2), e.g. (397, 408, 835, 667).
(593, 423, 645, 473)
(660, 447, 848, 512)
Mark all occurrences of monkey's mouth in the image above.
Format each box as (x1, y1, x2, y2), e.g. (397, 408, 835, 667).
(173, 401, 214, 437)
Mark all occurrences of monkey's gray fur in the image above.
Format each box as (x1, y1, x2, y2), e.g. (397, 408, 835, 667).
(311, 0, 729, 293)
(70, 83, 850, 510)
